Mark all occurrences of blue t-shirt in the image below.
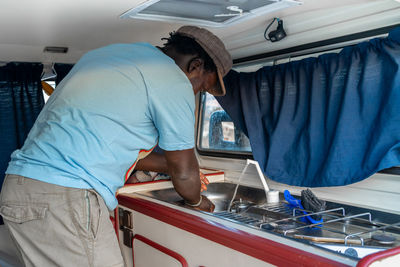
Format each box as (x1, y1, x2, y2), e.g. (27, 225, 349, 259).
(6, 43, 195, 209)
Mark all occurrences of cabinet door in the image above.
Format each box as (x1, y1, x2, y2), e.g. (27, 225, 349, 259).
(133, 234, 188, 267)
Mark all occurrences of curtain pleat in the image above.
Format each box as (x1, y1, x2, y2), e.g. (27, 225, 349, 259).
(217, 27, 400, 187)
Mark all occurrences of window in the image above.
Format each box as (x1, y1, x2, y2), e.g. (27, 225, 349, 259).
(197, 92, 251, 155)
(42, 80, 55, 103)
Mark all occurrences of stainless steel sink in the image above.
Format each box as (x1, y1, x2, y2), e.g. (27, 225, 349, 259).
(140, 182, 267, 211)
(137, 182, 400, 260)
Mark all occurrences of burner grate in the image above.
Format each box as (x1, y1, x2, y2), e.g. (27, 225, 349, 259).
(214, 211, 260, 225)
(216, 200, 400, 249)
(260, 202, 400, 247)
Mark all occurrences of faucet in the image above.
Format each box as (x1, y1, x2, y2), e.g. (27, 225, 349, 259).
(228, 159, 270, 211)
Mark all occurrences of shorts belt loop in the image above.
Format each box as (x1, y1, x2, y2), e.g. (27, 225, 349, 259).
(17, 176, 24, 185)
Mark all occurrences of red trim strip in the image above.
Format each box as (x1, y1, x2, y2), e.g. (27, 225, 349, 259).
(357, 246, 400, 267)
(132, 234, 188, 267)
(118, 194, 345, 267)
(203, 171, 224, 177)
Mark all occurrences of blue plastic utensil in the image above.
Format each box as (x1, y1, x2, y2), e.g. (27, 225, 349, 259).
(284, 190, 323, 224)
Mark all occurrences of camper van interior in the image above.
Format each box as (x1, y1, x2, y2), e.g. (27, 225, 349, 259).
(1, 0, 400, 266)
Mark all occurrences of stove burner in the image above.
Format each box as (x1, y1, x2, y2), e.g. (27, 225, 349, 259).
(260, 224, 275, 231)
(277, 223, 297, 233)
(371, 233, 397, 245)
(230, 200, 253, 213)
(260, 222, 298, 233)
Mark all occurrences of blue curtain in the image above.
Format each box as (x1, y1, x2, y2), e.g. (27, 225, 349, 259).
(54, 63, 74, 85)
(0, 63, 44, 193)
(217, 27, 400, 187)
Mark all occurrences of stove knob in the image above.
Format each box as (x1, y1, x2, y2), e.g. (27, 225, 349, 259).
(344, 248, 358, 258)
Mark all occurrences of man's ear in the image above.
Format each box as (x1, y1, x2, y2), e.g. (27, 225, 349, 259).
(187, 57, 204, 75)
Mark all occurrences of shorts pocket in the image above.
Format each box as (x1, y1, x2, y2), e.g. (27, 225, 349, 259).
(0, 203, 47, 224)
(87, 191, 102, 239)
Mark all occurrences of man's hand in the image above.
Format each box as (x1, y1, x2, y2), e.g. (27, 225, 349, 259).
(185, 195, 215, 212)
(134, 149, 214, 211)
(199, 171, 209, 192)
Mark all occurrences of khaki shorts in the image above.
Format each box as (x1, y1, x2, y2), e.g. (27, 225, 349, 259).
(0, 174, 124, 267)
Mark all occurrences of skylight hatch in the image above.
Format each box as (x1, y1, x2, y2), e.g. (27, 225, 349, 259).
(120, 0, 302, 27)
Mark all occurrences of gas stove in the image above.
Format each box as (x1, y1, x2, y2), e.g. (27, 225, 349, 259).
(217, 199, 400, 259)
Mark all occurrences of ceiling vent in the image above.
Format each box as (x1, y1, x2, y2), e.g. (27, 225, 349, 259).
(120, 0, 302, 27)
(43, 46, 68, 53)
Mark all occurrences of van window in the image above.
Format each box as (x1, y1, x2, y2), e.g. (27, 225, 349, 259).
(197, 92, 252, 154)
(42, 80, 55, 103)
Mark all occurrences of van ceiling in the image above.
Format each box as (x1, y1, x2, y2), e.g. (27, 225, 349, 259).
(1, 0, 399, 64)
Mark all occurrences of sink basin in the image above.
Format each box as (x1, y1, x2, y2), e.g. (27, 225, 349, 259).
(138, 181, 268, 212)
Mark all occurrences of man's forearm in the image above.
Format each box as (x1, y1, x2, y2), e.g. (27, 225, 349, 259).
(170, 169, 201, 204)
(135, 151, 168, 174)
(164, 149, 202, 204)
(135, 149, 201, 204)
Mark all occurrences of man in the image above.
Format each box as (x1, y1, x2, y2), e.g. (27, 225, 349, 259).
(0, 26, 232, 266)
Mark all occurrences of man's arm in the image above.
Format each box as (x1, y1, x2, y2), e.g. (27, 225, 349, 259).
(135, 149, 214, 212)
(164, 148, 200, 204)
(135, 150, 209, 190)
(164, 148, 214, 212)
(135, 151, 168, 174)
